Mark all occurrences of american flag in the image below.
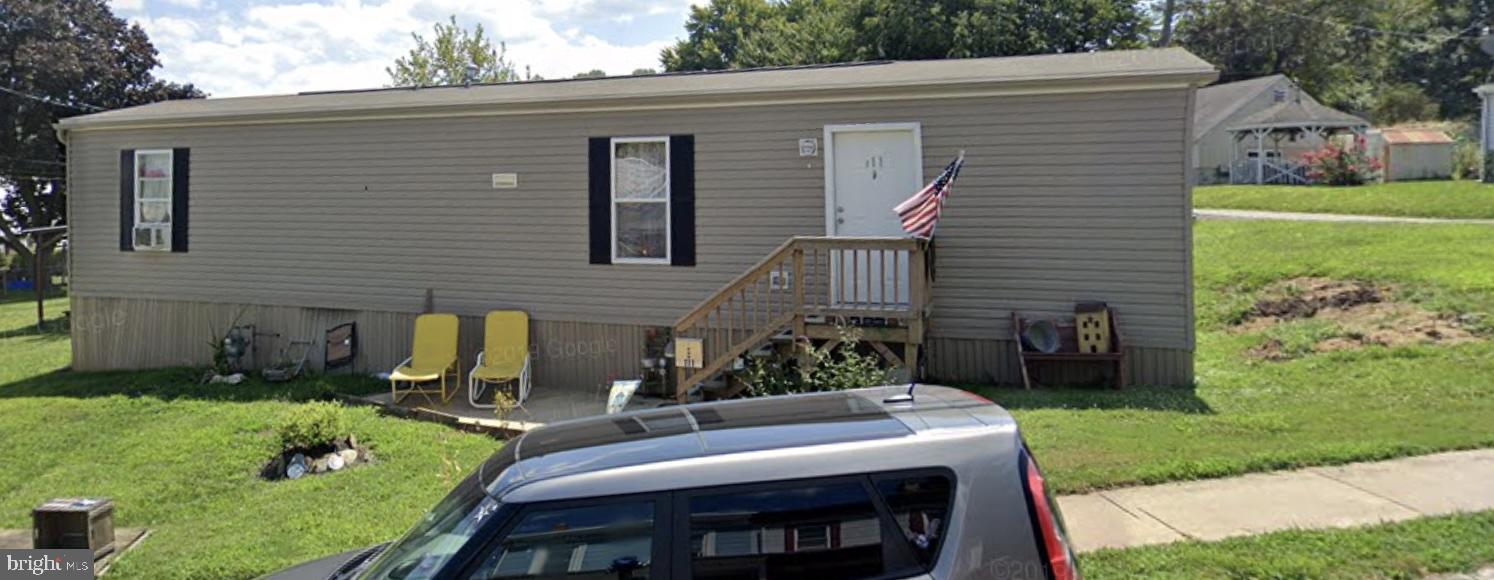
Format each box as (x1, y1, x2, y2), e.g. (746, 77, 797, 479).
(894, 152, 965, 238)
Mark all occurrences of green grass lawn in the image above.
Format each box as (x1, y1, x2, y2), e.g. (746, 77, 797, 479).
(1081, 510, 1494, 579)
(0, 294, 502, 579)
(980, 221, 1494, 494)
(0, 219, 1491, 578)
(1194, 181, 1494, 219)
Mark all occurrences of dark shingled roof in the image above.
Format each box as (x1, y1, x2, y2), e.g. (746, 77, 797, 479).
(1193, 74, 1286, 139)
(58, 48, 1217, 130)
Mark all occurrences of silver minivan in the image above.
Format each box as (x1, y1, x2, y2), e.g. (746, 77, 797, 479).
(269, 385, 1078, 580)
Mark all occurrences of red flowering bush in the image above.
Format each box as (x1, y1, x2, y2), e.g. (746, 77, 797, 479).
(1301, 138, 1383, 186)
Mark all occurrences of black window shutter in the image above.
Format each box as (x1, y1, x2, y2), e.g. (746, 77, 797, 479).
(171, 148, 190, 252)
(669, 135, 695, 267)
(588, 137, 611, 264)
(119, 150, 135, 252)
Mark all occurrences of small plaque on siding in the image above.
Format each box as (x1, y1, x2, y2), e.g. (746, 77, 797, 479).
(491, 173, 519, 188)
(798, 138, 818, 157)
(675, 338, 704, 369)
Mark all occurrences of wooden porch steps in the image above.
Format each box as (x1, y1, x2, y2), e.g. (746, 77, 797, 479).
(671, 236, 932, 401)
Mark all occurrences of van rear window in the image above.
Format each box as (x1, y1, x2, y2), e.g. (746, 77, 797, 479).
(686, 481, 894, 580)
(683, 471, 954, 580)
(873, 474, 953, 569)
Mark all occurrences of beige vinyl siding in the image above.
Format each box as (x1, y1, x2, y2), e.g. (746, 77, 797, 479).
(70, 295, 647, 391)
(925, 336, 1194, 387)
(72, 295, 1193, 387)
(68, 89, 1193, 376)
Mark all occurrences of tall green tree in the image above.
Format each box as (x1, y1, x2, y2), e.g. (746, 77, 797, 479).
(661, 0, 784, 71)
(661, 0, 1147, 72)
(1173, 0, 1400, 113)
(1391, 0, 1493, 119)
(1174, 0, 1491, 121)
(387, 16, 520, 87)
(1, 0, 202, 270)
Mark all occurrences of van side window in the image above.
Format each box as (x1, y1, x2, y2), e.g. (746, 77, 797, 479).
(466, 501, 654, 579)
(686, 480, 916, 580)
(873, 474, 953, 568)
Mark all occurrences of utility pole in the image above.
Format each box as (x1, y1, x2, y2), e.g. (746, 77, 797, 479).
(34, 234, 45, 331)
(1159, 0, 1178, 47)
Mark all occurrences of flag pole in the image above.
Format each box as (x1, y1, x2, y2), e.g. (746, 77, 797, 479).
(925, 150, 965, 241)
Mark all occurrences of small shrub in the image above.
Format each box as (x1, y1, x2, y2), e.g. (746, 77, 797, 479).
(492, 389, 518, 422)
(275, 401, 350, 450)
(1302, 138, 1382, 186)
(1452, 141, 1481, 181)
(740, 325, 894, 396)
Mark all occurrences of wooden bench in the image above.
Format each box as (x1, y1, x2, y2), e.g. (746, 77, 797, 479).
(1012, 310, 1127, 389)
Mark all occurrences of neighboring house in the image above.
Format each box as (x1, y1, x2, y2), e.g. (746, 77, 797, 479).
(56, 48, 1215, 390)
(1367, 128, 1454, 182)
(1193, 75, 1303, 184)
(1193, 75, 1372, 185)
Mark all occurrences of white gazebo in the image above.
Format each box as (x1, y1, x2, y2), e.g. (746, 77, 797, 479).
(1227, 98, 1370, 185)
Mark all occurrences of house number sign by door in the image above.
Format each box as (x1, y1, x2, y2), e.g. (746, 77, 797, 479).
(799, 138, 818, 157)
(865, 153, 886, 180)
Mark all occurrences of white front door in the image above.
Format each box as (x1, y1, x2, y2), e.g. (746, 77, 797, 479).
(825, 123, 922, 306)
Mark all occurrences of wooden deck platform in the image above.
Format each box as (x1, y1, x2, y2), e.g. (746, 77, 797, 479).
(345, 388, 675, 436)
(0, 527, 150, 576)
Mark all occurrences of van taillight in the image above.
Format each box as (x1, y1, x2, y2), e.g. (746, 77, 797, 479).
(1022, 448, 1077, 580)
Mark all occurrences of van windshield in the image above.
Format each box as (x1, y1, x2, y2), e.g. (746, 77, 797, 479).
(359, 473, 502, 580)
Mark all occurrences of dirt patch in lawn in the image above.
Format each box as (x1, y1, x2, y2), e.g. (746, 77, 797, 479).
(1241, 277, 1481, 360)
(1246, 278, 1385, 322)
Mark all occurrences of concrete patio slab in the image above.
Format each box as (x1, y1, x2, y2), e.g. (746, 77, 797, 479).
(353, 387, 674, 434)
(1102, 469, 1420, 542)
(1057, 492, 1183, 552)
(0, 527, 150, 576)
(1309, 449, 1494, 515)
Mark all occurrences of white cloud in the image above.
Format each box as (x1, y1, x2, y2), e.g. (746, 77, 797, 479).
(162, 0, 205, 8)
(110, 0, 144, 12)
(126, 0, 693, 97)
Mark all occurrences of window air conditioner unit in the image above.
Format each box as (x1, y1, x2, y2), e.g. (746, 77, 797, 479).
(134, 225, 170, 251)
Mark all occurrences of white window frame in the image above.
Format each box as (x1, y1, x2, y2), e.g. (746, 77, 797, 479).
(133, 148, 173, 251)
(792, 524, 831, 551)
(609, 136, 671, 264)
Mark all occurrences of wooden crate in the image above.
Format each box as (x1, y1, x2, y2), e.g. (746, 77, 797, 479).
(34, 498, 115, 560)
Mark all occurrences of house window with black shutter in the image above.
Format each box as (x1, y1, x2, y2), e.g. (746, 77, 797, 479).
(611, 136, 670, 263)
(120, 148, 189, 252)
(589, 135, 693, 266)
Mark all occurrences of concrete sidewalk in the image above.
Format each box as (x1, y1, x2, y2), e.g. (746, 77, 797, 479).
(1058, 449, 1494, 553)
(1194, 208, 1494, 225)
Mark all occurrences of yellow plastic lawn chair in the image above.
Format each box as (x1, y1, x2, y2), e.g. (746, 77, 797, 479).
(389, 313, 460, 404)
(469, 311, 532, 412)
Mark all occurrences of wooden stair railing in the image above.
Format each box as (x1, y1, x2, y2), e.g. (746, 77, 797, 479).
(672, 236, 930, 401)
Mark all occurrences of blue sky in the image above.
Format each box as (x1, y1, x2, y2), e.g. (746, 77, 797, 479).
(108, 0, 698, 97)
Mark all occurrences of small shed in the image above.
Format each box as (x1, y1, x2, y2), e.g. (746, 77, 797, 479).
(1369, 128, 1454, 182)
